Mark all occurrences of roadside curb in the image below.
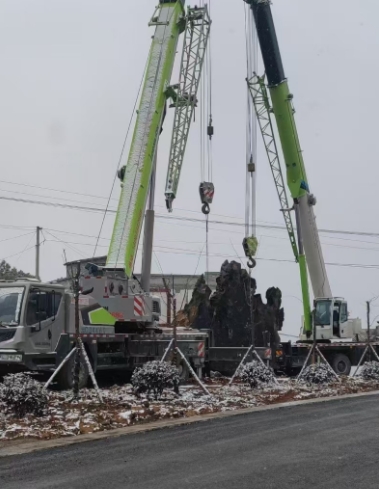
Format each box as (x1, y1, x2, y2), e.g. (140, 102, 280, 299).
(1, 389, 378, 458)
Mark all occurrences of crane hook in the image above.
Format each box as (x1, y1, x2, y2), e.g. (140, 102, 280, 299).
(202, 203, 210, 215)
(247, 257, 256, 269)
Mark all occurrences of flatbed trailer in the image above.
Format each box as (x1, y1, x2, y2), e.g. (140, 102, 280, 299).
(206, 346, 284, 377)
(204, 339, 379, 377)
(266, 341, 379, 376)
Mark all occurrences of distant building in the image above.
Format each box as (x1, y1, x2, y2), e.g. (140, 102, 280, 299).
(51, 256, 218, 325)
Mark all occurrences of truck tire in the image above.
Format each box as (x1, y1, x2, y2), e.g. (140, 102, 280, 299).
(56, 350, 89, 390)
(331, 353, 351, 376)
(178, 361, 190, 383)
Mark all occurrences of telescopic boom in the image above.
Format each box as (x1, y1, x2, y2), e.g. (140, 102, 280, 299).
(246, 0, 333, 335)
(107, 1, 185, 277)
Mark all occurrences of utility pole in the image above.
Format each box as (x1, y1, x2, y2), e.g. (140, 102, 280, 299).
(35, 226, 42, 280)
(162, 276, 172, 327)
(367, 300, 371, 361)
(172, 275, 178, 367)
(367, 300, 370, 339)
(73, 261, 81, 399)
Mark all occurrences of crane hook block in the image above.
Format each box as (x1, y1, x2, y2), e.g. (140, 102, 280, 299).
(199, 182, 214, 214)
(242, 236, 258, 269)
(202, 203, 210, 215)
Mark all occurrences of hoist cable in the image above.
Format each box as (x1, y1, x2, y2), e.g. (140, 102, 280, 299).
(206, 0, 213, 183)
(244, 4, 251, 238)
(244, 3, 258, 239)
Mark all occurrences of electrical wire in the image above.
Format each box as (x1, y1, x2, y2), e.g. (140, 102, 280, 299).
(42, 228, 379, 253)
(1, 245, 35, 262)
(44, 230, 88, 259)
(179, 243, 206, 311)
(0, 231, 35, 244)
(6, 178, 379, 242)
(15, 228, 379, 272)
(41, 230, 379, 259)
(4, 194, 379, 244)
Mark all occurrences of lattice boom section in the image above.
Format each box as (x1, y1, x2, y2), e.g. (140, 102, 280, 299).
(165, 6, 211, 203)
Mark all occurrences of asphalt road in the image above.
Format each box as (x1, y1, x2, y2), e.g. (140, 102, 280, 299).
(1, 395, 379, 489)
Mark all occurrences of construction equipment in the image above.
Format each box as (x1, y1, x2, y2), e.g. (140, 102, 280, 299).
(245, 0, 363, 342)
(0, 1, 211, 387)
(84, 0, 211, 329)
(164, 5, 212, 213)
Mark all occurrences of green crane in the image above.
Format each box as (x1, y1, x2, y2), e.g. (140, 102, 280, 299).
(84, 1, 211, 328)
(245, 0, 361, 341)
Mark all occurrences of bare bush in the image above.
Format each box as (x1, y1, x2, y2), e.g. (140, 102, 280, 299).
(299, 364, 335, 385)
(240, 361, 276, 388)
(131, 361, 180, 400)
(360, 361, 379, 381)
(0, 373, 49, 418)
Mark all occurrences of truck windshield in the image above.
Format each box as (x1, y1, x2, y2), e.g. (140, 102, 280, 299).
(0, 287, 24, 326)
(314, 300, 332, 326)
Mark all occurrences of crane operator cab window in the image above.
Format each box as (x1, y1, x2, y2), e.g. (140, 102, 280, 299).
(314, 300, 331, 326)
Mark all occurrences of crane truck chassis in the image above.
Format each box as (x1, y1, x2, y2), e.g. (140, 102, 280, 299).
(0, 280, 210, 388)
(0, 279, 377, 385)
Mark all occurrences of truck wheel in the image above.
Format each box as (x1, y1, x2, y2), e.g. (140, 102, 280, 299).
(56, 350, 89, 390)
(178, 361, 190, 383)
(331, 354, 351, 376)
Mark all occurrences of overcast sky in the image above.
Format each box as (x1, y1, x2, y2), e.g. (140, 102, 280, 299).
(0, 0, 378, 336)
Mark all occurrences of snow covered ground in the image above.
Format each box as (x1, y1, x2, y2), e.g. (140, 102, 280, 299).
(1, 376, 378, 442)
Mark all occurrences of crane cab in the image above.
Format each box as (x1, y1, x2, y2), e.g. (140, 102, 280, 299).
(312, 298, 361, 341)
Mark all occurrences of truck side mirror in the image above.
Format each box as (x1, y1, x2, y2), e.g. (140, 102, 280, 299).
(81, 287, 94, 296)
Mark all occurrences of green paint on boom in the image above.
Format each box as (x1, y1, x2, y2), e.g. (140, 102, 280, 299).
(106, 1, 185, 276)
(246, 0, 312, 334)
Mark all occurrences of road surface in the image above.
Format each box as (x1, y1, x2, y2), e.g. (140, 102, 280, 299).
(1, 395, 378, 488)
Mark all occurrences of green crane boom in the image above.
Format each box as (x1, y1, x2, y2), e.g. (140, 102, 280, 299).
(246, 0, 363, 343)
(246, 0, 333, 335)
(107, 1, 185, 277)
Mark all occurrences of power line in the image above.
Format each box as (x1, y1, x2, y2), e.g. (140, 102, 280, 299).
(0, 179, 114, 202)
(3, 194, 379, 242)
(2, 244, 35, 262)
(0, 231, 35, 244)
(3, 178, 375, 236)
(43, 230, 88, 259)
(43, 236, 379, 270)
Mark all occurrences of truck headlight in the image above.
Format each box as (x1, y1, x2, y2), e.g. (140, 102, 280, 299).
(0, 353, 23, 362)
